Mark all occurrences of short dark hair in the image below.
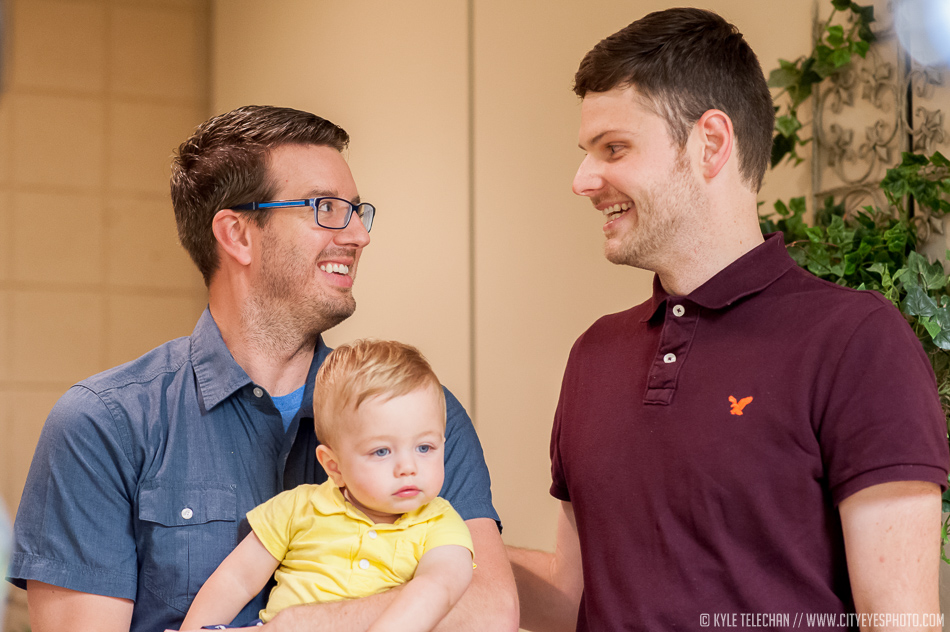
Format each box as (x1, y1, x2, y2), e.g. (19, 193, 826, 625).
(170, 105, 350, 285)
(574, 8, 774, 191)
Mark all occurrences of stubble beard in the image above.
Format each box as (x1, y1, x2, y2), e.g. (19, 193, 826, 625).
(605, 152, 704, 271)
(244, 233, 357, 355)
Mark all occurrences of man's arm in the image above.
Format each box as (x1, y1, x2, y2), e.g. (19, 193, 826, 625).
(506, 501, 583, 632)
(839, 480, 942, 631)
(180, 532, 281, 631)
(27, 581, 134, 632)
(266, 517, 518, 632)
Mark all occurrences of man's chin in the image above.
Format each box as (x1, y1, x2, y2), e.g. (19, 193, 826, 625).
(312, 298, 356, 333)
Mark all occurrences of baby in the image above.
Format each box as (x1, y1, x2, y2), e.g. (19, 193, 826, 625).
(180, 340, 474, 631)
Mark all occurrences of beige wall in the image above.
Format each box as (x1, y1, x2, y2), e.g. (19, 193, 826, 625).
(0, 0, 211, 627)
(213, 0, 814, 553)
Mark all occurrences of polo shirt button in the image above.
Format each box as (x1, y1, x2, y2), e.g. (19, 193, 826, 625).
(359, 559, 370, 570)
(253, 387, 264, 398)
(672, 305, 685, 317)
(368, 530, 378, 539)
(181, 507, 193, 520)
(663, 353, 677, 364)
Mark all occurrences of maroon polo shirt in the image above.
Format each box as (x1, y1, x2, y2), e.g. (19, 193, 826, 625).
(550, 233, 948, 631)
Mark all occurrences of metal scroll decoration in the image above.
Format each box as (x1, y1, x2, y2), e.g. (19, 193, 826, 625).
(812, 0, 949, 243)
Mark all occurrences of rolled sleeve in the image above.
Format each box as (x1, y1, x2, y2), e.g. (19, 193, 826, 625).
(8, 385, 138, 599)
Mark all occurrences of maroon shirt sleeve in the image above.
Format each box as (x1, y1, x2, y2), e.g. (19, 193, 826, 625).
(816, 300, 949, 504)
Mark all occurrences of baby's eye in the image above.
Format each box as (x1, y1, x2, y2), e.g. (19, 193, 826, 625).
(416, 444, 432, 454)
(373, 448, 390, 457)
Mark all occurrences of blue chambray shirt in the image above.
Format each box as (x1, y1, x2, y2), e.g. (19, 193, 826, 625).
(7, 308, 498, 632)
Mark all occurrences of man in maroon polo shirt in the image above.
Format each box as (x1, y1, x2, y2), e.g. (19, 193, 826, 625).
(508, 8, 949, 632)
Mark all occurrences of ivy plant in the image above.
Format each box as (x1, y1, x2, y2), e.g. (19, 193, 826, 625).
(759, 0, 950, 561)
(767, 0, 875, 167)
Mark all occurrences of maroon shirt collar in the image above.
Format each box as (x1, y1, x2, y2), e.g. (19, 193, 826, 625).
(643, 232, 795, 321)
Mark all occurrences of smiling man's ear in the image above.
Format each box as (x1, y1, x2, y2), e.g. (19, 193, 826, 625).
(211, 209, 254, 267)
(694, 109, 734, 182)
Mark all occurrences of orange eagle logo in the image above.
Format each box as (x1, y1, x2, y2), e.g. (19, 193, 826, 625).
(729, 395, 753, 416)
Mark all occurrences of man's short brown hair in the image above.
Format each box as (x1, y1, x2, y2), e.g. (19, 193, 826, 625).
(313, 339, 446, 448)
(574, 8, 774, 191)
(170, 105, 350, 285)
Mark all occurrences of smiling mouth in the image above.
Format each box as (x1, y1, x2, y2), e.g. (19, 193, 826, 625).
(319, 263, 350, 275)
(601, 202, 632, 221)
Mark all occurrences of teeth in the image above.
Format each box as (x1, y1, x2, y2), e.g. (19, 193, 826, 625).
(602, 202, 631, 217)
(320, 263, 350, 275)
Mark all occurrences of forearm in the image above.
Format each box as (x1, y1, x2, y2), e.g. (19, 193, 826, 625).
(507, 547, 578, 632)
(28, 581, 134, 632)
(265, 586, 399, 632)
(181, 573, 260, 630)
(507, 502, 582, 632)
(366, 574, 457, 632)
(841, 481, 942, 631)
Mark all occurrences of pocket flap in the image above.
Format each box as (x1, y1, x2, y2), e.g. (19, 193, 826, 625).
(138, 481, 236, 526)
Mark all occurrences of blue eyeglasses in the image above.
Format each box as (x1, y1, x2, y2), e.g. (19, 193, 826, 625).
(233, 197, 376, 232)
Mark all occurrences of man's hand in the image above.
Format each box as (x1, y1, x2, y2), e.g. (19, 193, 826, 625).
(27, 581, 134, 632)
(506, 501, 583, 632)
(265, 517, 518, 632)
(839, 480, 942, 631)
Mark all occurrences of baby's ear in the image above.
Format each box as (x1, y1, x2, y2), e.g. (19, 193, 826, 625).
(316, 444, 345, 487)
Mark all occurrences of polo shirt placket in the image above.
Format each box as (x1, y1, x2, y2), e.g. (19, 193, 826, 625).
(644, 299, 700, 405)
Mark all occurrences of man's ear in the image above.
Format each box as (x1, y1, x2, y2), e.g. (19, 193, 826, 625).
(694, 109, 734, 181)
(316, 444, 345, 487)
(211, 209, 254, 267)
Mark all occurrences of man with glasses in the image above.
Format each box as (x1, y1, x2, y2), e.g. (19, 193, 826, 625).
(8, 106, 518, 632)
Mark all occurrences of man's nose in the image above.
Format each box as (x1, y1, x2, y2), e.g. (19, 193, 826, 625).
(335, 214, 371, 248)
(572, 154, 603, 197)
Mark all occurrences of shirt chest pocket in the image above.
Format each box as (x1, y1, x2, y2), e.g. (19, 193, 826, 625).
(137, 481, 237, 613)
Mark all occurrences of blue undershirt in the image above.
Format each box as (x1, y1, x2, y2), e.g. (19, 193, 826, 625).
(271, 384, 306, 432)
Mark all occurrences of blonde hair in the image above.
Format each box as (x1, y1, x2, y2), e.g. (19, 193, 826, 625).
(313, 339, 446, 447)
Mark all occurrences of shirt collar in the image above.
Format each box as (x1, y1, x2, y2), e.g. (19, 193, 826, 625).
(643, 232, 795, 321)
(311, 481, 449, 529)
(190, 307, 331, 412)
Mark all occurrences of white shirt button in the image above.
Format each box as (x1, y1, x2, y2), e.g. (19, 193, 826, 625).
(359, 559, 370, 570)
(253, 387, 264, 398)
(368, 530, 378, 539)
(663, 353, 677, 364)
(181, 507, 193, 520)
(672, 305, 685, 317)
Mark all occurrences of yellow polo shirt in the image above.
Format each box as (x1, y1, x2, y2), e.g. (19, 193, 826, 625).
(247, 481, 474, 622)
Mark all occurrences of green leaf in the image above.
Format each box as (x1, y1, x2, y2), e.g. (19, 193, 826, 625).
(850, 40, 870, 58)
(771, 133, 794, 167)
(789, 196, 807, 216)
(903, 285, 940, 318)
(775, 114, 802, 138)
(851, 3, 875, 25)
(831, 47, 852, 68)
(921, 316, 943, 339)
(826, 25, 846, 47)
(832, 0, 851, 10)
